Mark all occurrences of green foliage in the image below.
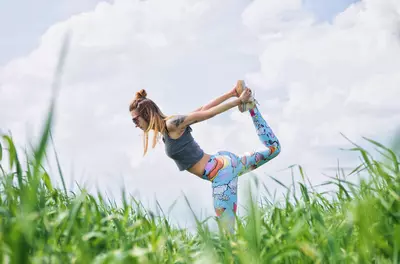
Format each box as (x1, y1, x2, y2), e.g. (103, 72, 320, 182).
(1, 116, 400, 263)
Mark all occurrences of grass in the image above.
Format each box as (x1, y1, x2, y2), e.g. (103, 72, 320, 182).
(1, 34, 400, 264)
(1, 115, 400, 264)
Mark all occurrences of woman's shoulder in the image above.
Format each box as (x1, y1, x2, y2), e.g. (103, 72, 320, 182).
(165, 115, 191, 139)
(166, 115, 188, 128)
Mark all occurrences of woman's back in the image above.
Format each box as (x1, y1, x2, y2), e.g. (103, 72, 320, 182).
(162, 126, 204, 171)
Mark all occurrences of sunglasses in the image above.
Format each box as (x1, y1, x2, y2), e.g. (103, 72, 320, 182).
(132, 115, 140, 125)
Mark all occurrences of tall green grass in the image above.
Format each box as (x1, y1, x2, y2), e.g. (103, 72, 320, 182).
(1, 114, 400, 264)
(1, 35, 400, 263)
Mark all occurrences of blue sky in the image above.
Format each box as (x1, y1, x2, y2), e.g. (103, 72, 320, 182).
(303, 0, 359, 22)
(0, 0, 108, 65)
(0, 0, 359, 65)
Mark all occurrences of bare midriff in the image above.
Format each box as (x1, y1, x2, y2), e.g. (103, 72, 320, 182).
(187, 152, 211, 178)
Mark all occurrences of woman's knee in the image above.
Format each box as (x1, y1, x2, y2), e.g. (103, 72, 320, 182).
(267, 140, 281, 159)
(271, 145, 281, 160)
(275, 141, 282, 156)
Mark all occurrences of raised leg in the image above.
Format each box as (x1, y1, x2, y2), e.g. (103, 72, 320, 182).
(237, 106, 281, 176)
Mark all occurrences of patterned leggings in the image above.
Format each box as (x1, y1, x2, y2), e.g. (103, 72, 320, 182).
(201, 105, 281, 233)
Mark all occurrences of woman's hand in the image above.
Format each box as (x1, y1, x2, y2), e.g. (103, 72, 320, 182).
(230, 86, 240, 98)
(239, 88, 252, 103)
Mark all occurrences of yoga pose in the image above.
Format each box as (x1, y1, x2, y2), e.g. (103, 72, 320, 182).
(129, 80, 281, 233)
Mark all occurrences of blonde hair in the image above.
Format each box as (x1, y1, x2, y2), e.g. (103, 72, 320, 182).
(129, 89, 168, 156)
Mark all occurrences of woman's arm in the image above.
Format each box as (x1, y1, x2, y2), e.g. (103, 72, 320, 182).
(167, 98, 242, 131)
(191, 90, 236, 112)
(167, 88, 251, 131)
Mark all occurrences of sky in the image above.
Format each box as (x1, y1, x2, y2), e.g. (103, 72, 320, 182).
(1, 0, 400, 231)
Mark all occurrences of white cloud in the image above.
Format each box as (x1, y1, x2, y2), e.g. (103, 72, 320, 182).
(1, 0, 400, 230)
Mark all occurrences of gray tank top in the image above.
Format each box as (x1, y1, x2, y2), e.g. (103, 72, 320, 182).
(162, 126, 204, 171)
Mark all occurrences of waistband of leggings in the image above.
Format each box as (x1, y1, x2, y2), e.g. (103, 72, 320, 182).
(202, 155, 215, 180)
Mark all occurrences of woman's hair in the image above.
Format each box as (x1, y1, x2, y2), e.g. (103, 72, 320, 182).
(129, 89, 168, 156)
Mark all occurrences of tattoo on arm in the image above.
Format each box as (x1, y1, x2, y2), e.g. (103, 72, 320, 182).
(172, 115, 187, 127)
(171, 115, 198, 127)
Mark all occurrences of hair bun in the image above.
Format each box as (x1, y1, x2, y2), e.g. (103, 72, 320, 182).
(135, 89, 147, 100)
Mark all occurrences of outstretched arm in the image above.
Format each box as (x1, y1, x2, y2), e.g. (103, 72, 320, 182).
(169, 98, 242, 130)
(168, 87, 251, 132)
(192, 89, 238, 112)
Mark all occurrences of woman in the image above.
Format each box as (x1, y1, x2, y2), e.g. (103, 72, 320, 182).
(129, 80, 281, 233)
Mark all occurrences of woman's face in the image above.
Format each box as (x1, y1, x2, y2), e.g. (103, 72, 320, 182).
(131, 109, 149, 131)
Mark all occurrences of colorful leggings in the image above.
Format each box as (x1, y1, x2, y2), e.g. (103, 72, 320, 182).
(201, 106, 281, 233)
